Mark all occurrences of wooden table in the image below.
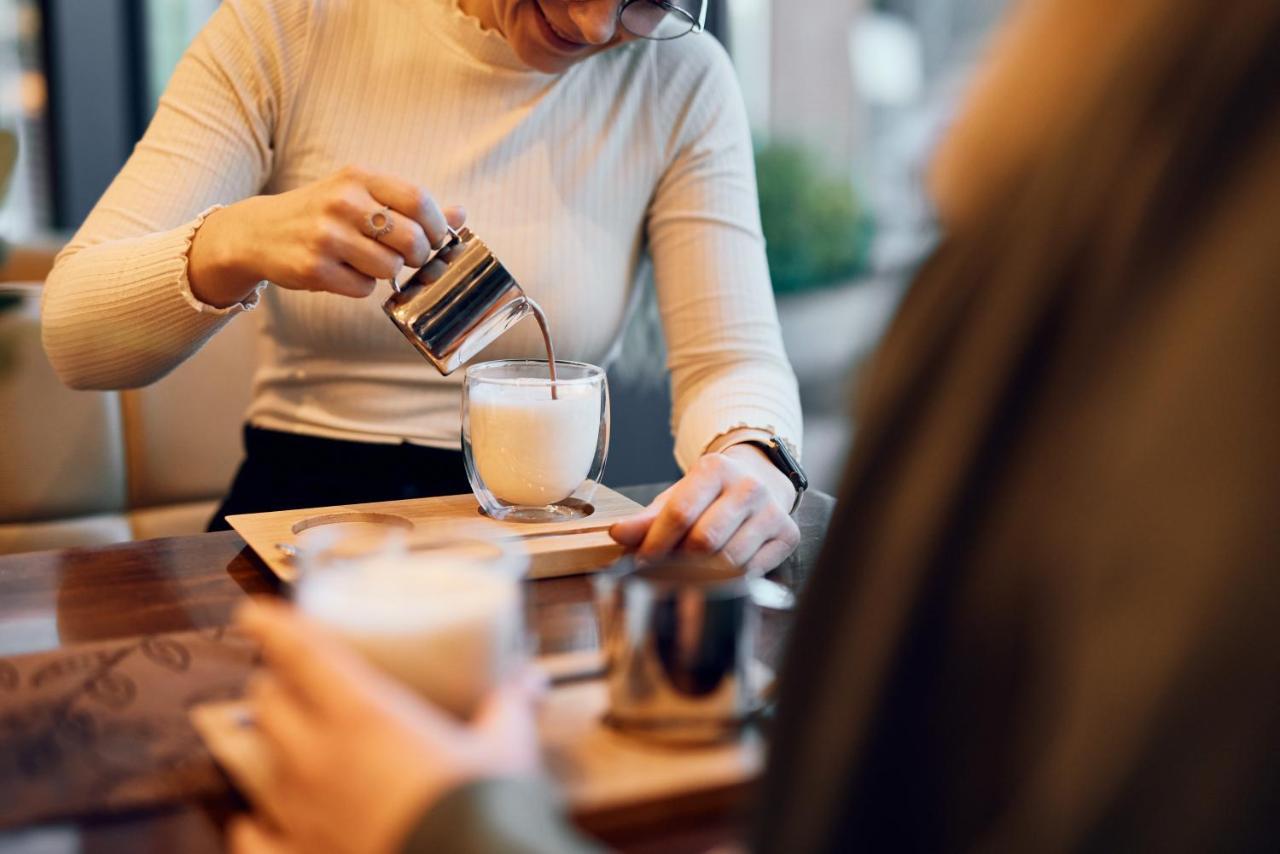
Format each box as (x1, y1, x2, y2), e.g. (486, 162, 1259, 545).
(0, 485, 834, 853)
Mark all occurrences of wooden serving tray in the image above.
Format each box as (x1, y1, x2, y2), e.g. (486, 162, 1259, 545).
(228, 486, 644, 583)
(191, 678, 762, 832)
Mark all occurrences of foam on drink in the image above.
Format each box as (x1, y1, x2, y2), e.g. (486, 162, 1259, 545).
(296, 548, 522, 719)
(468, 379, 600, 506)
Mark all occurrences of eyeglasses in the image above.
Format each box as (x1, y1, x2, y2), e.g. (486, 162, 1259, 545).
(618, 0, 706, 41)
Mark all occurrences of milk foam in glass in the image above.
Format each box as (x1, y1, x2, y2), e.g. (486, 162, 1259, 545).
(463, 360, 609, 522)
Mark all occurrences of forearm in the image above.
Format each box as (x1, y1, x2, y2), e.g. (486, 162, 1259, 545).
(401, 778, 604, 854)
(41, 0, 307, 388)
(42, 210, 249, 389)
(671, 358, 802, 472)
(653, 194, 803, 471)
(646, 42, 802, 473)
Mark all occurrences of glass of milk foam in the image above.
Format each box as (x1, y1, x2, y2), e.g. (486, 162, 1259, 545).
(295, 530, 529, 720)
(462, 359, 609, 523)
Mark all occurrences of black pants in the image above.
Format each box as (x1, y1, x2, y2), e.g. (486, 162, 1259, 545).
(207, 426, 471, 531)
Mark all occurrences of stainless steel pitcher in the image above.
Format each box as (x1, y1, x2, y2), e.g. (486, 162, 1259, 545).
(594, 556, 789, 744)
(382, 227, 533, 375)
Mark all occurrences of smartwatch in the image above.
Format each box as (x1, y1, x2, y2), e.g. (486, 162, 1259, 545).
(745, 434, 808, 515)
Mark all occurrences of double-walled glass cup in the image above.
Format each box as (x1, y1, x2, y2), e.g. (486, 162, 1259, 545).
(294, 528, 529, 721)
(462, 359, 609, 523)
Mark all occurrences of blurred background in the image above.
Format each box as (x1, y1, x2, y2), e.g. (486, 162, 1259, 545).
(0, 0, 1008, 553)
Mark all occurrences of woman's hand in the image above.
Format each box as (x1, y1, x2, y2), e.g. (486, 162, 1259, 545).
(188, 165, 466, 308)
(609, 444, 800, 574)
(230, 599, 542, 854)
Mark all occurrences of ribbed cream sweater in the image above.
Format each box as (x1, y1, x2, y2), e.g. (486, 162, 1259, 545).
(41, 0, 800, 470)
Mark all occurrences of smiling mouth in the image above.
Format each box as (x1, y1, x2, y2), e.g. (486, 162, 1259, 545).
(532, 0, 587, 49)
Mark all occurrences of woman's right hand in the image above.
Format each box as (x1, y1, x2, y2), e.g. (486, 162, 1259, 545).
(187, 165, 465, 308)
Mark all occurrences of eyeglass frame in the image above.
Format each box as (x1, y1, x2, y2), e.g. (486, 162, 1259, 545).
(618, 0, 707, 40)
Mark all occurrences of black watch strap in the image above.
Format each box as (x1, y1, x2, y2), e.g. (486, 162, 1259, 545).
(746, 435, 807, 514)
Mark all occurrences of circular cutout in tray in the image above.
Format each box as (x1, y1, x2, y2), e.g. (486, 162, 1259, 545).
(289, 512, 415, 559)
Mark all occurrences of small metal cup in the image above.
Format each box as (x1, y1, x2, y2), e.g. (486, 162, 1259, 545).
(382, 227, 533, 376)
(594, 556, 774, 745)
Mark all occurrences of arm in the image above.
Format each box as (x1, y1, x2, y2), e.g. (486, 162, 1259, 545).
(40, 0, 310, 389)
(646, 42, 802, 475)
(610, 41, 803, 573)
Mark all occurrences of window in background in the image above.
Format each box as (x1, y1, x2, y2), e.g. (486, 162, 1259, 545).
(8, 0, 217, 232)
(0, 0, 50, 238)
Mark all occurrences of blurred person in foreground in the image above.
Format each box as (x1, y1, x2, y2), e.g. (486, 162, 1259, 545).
(232, 0, 1280, 851)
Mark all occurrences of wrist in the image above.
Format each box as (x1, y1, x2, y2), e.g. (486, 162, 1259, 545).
(187, 204, 262, 308)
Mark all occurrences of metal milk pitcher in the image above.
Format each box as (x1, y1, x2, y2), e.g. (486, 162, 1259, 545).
(382, 227, 532, 375)
(594, 556, 779, 745)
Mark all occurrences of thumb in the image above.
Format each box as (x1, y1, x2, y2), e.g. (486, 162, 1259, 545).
(609, 513, 653, 548)
(610, 488, 672, 547)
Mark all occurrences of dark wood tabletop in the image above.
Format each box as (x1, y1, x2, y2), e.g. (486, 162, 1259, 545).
(0, 484, 835, 853)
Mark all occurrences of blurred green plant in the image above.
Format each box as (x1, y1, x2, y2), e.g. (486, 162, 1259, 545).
(755, 141, 873, 295)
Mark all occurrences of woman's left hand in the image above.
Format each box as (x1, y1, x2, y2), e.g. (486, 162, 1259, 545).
(609, 444, 800, 574)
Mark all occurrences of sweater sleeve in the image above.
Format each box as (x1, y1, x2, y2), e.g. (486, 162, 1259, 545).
(646, 39, 803, 471)
(41, 0, 314, 390)
(400, 778, 604, 854)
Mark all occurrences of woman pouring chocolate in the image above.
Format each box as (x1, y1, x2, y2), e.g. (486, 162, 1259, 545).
(41, 0, 806, 572)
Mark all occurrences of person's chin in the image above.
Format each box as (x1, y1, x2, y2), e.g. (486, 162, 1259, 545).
(511, 2, 592, 73)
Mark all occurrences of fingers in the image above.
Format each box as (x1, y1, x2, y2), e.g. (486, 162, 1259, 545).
(236, 599, 359, 716)
(363, 170, 452, 248)
(636, 469, 724, 560)
(738, 504, 800, 572)
(249, 673, 314, 763)
(722, 497, 799, 567)
(369, 214, 431, 269)
(443, 205, 467, 230)
(609, 485, 674, 548)
(377, 205, 465, 269)
(720, 517, 771, 569)
(683, 477, 768, 555)
(309, 175, 404, 279)
(327, 225, 405, 282)
(610, 504, 661, 548)
(299, 260, 376, 298)
(744, 536, 799, 575)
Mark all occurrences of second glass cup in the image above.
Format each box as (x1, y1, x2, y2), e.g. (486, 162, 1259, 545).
(462, 359, 609, 522)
